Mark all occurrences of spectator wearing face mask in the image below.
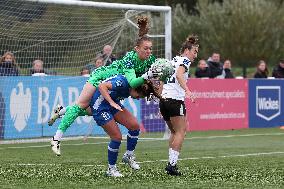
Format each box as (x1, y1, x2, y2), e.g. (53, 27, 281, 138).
(222, 59, 234, 78)
(0, 51, 20, 76)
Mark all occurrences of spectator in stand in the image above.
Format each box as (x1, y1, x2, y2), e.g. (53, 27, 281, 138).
(80, 67, 90, 77)
(207, 52, 223, 78)
(253, 60, 268, 78)
(194, 59, 210, 78)
(0, 51, 20, 76)
(272, 59, 284, 78)
(30, 59, 46, 76)
(222, 59, 234, 78)
(84, 56, 104, 73)
(99, 45, 117, 66)
(95, 56, 104, 68)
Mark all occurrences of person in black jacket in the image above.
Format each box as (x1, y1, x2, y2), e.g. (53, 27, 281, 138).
(0, 51, 20, 76)
(194, 59, 210, 78)
(207, 52, 223, 78)
(272, 59, 284, 78)
(253, 60, 268, 78)
(223, 59, 234, 78)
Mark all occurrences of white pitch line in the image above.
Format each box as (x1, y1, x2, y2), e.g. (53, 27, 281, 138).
(11, 151, 284, 167)
(2, 132, 284, 145)
(0, 141, 110, 150)
(0, 132, 283, 150)
(136, 151, 284, 164)
(141, 132, 284, 140)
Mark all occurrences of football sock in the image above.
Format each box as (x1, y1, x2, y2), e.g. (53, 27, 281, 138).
(108, 164, 116, 169)
(58, 104, 85, 132)
(63, 106, 88, 117)
(108, 140, 121, 166)
(53, 130, 63, 141)
(169, 148, 180, 166)
(126, 129, 139, 154)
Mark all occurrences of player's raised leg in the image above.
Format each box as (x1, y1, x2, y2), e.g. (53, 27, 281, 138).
(50, 83, 95, 155)
(56, 82, 95, 130)
(48, 105, 92, 126)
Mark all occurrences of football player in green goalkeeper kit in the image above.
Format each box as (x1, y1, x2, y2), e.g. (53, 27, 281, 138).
(49, 16, 161, 156)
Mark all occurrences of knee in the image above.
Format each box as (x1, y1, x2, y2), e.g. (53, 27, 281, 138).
(129, 122, 140, 131)
(110, 134, 122, 141)
(176, 129, 186, 137)
(77, 101, 89, 109)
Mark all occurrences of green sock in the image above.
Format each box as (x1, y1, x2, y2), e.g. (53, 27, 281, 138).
(58, 104, 85, 132)
(66, 105, 88, 116)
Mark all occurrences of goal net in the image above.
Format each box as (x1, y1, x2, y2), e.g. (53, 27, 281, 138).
(0, 0, 171, 141)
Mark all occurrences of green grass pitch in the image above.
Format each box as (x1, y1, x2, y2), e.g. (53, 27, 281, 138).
(0, 128, 283, 189)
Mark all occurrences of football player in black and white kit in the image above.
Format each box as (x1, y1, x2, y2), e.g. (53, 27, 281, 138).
(160, 35, 199, 176)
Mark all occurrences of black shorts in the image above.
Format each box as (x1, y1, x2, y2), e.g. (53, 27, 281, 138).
(159, 98, 186, 121)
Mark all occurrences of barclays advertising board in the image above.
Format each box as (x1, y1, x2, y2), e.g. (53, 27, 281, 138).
(249, 79, 284, 128)
(0, 76, 140, 139)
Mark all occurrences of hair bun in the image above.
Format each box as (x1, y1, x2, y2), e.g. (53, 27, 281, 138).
(186, 35, 198, 44)
(137, 16, 149, 37)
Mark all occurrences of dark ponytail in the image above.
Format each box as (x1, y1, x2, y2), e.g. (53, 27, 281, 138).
(136, 80, 162, 100)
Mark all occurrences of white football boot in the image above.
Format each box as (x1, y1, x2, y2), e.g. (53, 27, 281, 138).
(50, 138, 61, 156)
(122, 153, 140, 170)
(106, 166, 123, 177)
(48, 105, 63, 126)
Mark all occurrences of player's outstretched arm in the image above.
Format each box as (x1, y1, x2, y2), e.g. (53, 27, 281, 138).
(124, 68, 145, 88)
(124, 67, 162, 88)
(98, 82, 123, 111)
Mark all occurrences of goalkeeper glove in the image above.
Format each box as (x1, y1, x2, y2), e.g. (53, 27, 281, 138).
(141, 69, 162, 80)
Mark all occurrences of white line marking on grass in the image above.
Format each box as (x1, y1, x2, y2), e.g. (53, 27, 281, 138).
(135, 151, 284, 164)
(1, 132, 283, 150)
(0, 141, 110, 150)
(1, 132, 284, 145)
(11, 151, 284, 167)
(142, 132, 284, 141)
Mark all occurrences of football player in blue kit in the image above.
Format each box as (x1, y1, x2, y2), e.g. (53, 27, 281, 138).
(51, 74, 159, 177)
(90, 74, 157, 177)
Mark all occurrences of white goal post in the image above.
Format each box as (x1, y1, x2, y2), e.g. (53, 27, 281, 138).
(0, 0, 171, 141)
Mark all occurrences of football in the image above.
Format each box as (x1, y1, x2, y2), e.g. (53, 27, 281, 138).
(151, 58, 174, 82)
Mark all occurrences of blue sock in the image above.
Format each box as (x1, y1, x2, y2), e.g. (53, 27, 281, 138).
(127, 130, 140, 152)
(108, 140, 121, 166)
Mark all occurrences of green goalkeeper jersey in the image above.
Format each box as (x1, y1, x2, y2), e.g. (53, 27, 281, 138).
(88, 50, 156, 88)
